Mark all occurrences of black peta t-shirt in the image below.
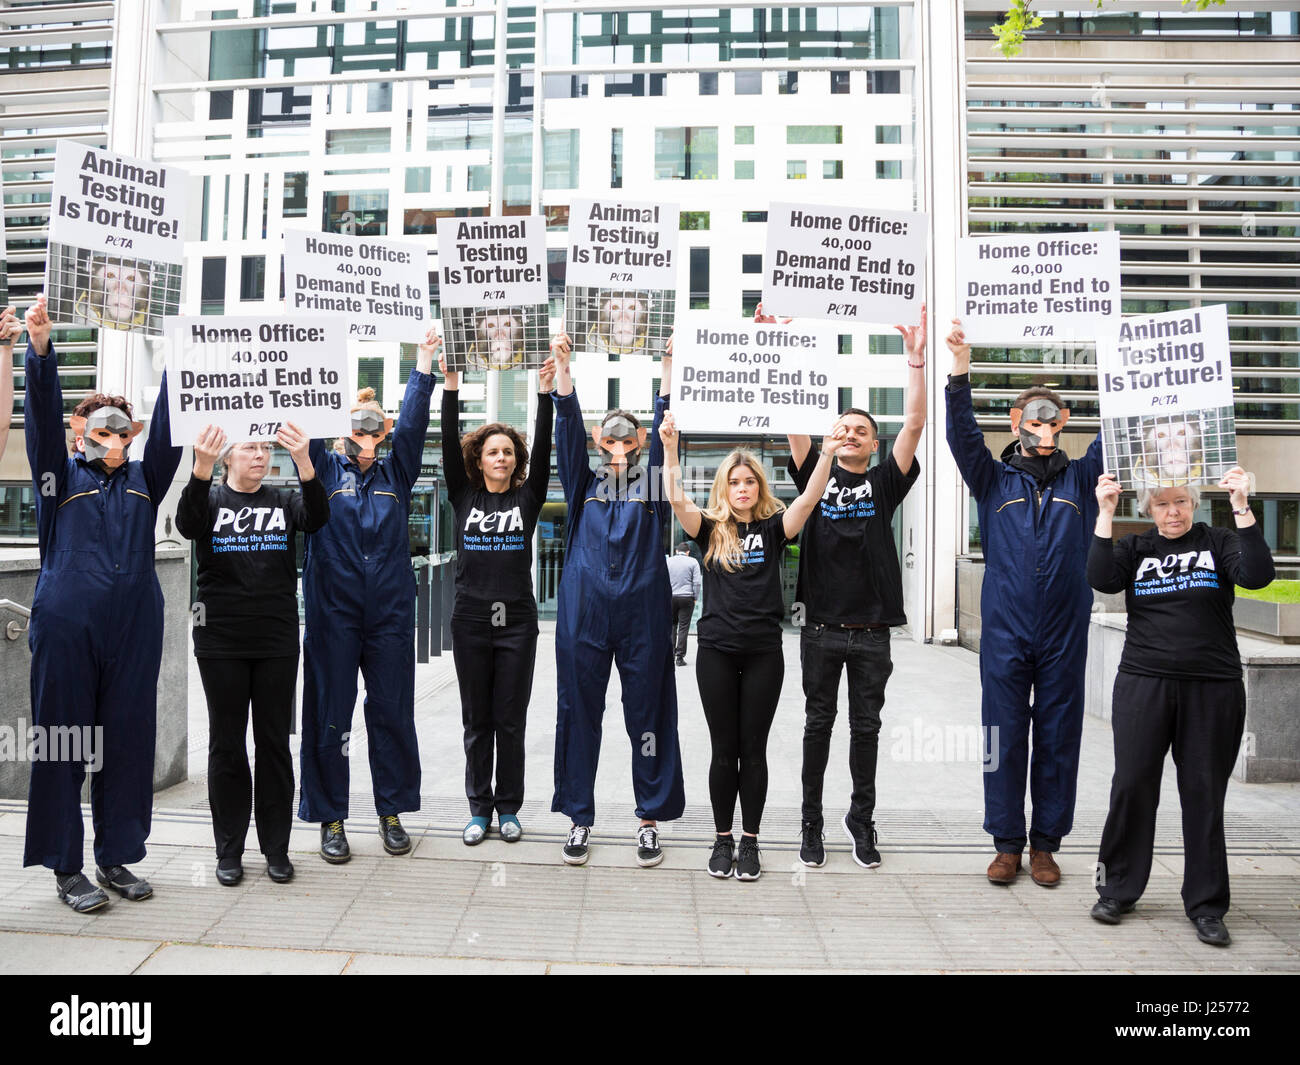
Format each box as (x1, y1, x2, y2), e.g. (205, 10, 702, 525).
(690, 512, 790, 654)
(1087, 522, 1275, 681)
(176, 474, 329, 659)
(789, 450, 919, 626)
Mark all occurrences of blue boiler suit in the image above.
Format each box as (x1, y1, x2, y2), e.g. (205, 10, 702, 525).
(551, 390, 685, 827)
(946, 376, 1103, 852)
(297, 369, 433, 823)
(23, 344, 182, 872)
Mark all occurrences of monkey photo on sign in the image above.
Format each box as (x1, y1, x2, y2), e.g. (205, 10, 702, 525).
(441, 303, 549, 372)
(45, 244, 181, 337)
(565, 285, 674, 358)
(79, 258, 152, 330)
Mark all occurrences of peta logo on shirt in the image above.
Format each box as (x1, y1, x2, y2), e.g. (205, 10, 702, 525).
(1133, 548, 1219, 598)
(822, 476, 873, 508)
(464, 506, 523, 534)
(740, 531, 764, 552)
(1135, 550, 1216, 581)
(213, 506, 287, 534)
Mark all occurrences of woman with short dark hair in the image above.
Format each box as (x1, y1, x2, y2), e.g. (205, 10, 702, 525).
(1087, 467, 1274, 946)
(441, 345, 556, 846)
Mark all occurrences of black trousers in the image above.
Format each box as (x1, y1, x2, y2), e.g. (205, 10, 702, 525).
(799, 624, 893, 827)
(670, 596, 695, 660)
(451, 612, 538, 818)
(1097, 672, 1246, 920)
(696, 645, 784, 835)
(197, 656, 298, 861)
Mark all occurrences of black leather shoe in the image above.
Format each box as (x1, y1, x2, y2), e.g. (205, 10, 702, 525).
(1193, 915, 1231, 946)
(94, 865, 153, 901)
(1090, 897, 1135, 925)
(266, 855, 295, 883)
(320, 821, 351, 864)
(379, 815, 411, 856)
(215, 859, 243, 887)
(55, 872, 110, 913)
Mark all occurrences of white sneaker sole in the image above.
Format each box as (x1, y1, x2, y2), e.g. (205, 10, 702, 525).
(842, 815, 881, 869)
(798, 852, 827, 869)
(562, 848, 590, 866)
(637, 850, 665, 868)
(734, 868, 761, 881)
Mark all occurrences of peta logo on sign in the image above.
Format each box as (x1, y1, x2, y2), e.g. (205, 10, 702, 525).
(822, 476, 873, 508)
(465, 506, 523, 534)
(50, 996, 151, 1045)
(1135, 550, 1215, 581)
(213, 506, 288, 534)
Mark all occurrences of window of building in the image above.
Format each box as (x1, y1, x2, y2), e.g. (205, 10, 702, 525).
(831, 70, 851, 94)
(283, 172, 307, 220)
(680, 211, 710, 231)
(655, 127, 719, 180)
(690, 247, 710, 309)
(735, 126, 755, 145)
(876, 160, 903, 180)
(699, 72, 718, 95)
(838, 335, 853, 355)
(870, 334, 905, 355)
(239, 256, 265, 301)
(742, 211, 768, 223)
(611, 128, 623, 188)
(742, 254, 762, 274)
(366, 82, 392, 113)
(778, 71, 798, 95)
(787, 160, 808, 180)
(543, 130, 580, 190)
(735, 160, 755, 180)
(876, 125, 903, 144)
(823, 160, 844, 179)
(201, 258, 225, 315)
(838, 387, 853, 412)
(742, 290, 762, 316)
(735, 71, 762, 95)
(357, 358, 384, 407)
(322, 190, 388, 236)
(405, 167, 430, 194)
(788, 125, 843, 145)
(607, 379, 621, 409)
(869, 388, 904, 416)
(325, 128, 390, 154)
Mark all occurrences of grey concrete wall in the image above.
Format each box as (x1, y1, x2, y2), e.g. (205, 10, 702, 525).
(0, 546, 190, 801)
(1086, 614, 1300, 784)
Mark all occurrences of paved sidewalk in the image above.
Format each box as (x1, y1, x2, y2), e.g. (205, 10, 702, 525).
(1, 629, 1296, 973)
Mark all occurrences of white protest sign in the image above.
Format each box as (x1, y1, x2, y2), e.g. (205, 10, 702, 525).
(763, 202, 927, 325)
(164, 316, 350, 441)
(956, 232, 1120, 344)
(1098, 304, 1236, 489)
(566, 198, 678, 288)
(284, 229, 430, 342)
(672, 316, 838, 434)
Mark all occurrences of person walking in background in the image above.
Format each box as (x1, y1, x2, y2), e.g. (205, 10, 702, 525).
(297, 329, 441, 865)
(21, 294, 182, 912)
(1087, 468, 1273, 946)
(442, 343, 556, 846)
(178, 424, 328, 887)
(666, 542, 701, 667)
(661, 415, 843, 880)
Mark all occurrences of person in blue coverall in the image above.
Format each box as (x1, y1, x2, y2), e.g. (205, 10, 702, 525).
(297, 327, 442, 864)
(550, 334, 685, 868)
(22, 294, 182, 912)
(945, 318, 1102, 888)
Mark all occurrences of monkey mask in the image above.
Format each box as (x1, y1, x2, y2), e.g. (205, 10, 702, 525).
(593, 413, 648, 470)
(1010, 398, 1070, 455)
(71, 407, 143, 474)
(343, 408, 393, 463)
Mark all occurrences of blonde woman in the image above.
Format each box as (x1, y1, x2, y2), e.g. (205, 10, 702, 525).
(659, 415, 844, 879)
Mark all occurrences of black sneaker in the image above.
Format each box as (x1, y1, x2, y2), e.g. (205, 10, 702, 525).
(562, 825, 591, 866)
(799, 819, 826, 868)
(636, 824, 664, 868)
(55, 872, 110, 914)
(320, 820, 351, 864)
(843, 814, 881, 869)
(734, 836, 762, 881)
(708, 835, 735, 878)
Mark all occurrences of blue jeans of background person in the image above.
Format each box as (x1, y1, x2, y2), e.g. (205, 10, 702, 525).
(800, 623, 893, 828)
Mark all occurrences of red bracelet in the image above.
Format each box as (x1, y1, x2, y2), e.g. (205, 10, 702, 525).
(908, 361, 925, 369)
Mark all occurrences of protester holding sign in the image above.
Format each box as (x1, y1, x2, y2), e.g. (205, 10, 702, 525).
(659, 411, 843, 880)
(945, 318, 1103, 888)
(442, 346, 556, 846)
(782, 304, 928, 871)
(296, 329, 442, 865)
(550, 336, 685, 868)
(22, 294, 183, 912)
(1087, 468, 1273, 946)
(0, 306, 20, 461)
(177, 421, 327, 886)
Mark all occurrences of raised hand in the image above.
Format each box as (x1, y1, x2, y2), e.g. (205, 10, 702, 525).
(193, 424, 228, 480)
(0, 306, 21, 346)
(1218, 465, 1251, 511)
(25, 294, 52, 356)
(821, 421, 848, 457)
(896, 303, 928, 367)
(659, 409, 678, 446)
(276, 421, 313, 478)
(417, 326, 443, 374)
(538, 355, 557, 393)
(945, 317, 970, 375)
(1095, 472, 1122, 516)
(754, 302, 792, 325)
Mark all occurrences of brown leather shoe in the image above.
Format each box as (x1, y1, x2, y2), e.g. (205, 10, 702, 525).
(987, 852, 1022, 884)
(1029, 848, 1061, 887)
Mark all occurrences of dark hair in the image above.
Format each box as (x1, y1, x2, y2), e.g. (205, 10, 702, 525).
(460, 422, 529, 491)
(1012, 386, 1065, 412)
(72, 394, 133, 420)
(674, 542, 690, 554)
(840, 406, 879, 437)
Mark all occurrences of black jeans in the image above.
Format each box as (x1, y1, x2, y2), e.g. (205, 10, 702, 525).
(670, 596, 695, 660)
(1097, 672, 1245, 920)
(799, 624, 893, 827)
(696, 645, 784, 835)
(198, 656, 298, 861)
(451, 612, 538, 818)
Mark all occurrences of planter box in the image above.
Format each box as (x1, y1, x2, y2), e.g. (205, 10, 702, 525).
(1234, 597, 1300, 644)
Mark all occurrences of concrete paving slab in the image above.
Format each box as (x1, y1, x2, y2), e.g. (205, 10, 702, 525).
(136, 943, 351, 975)
(0, 930, 161, 974)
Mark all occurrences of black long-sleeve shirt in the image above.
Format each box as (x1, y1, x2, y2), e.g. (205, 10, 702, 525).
(1087, 521, 1275, 680)
(441, 388, 553, 620)
(177, 474, 329, 658)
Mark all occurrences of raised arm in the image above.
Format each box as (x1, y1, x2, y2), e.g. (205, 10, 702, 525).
(783, 425, 845, 539)
(891, 303, 927, 476)
(1218, 466, 1275, 590)
(23, 297, 72, 522)
(391, 328, 441, 491)
(278, 422, 330, 533)
(525, 355, 556, 505)
(1087, 473, 1130, 594)
(944, 317, 996, 500)
(143, 369, 184, 504)
(657, 409, 702, 538)
(550, 333, 594, 503)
